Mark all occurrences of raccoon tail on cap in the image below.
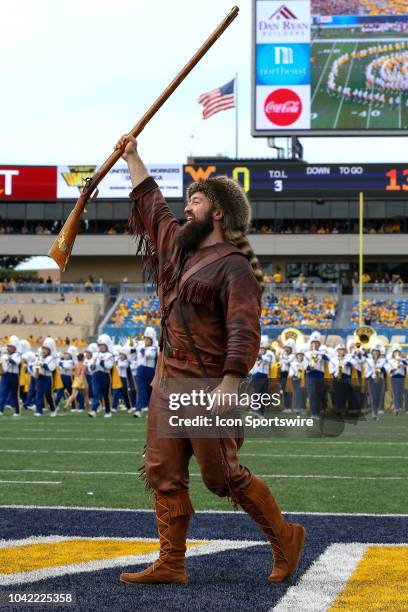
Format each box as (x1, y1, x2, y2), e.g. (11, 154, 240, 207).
(225, 230, 264, 291)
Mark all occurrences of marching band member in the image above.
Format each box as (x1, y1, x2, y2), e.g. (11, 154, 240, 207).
(347, 338, 367, 417)
(88, 334, 114, 418)
(329, 343, 353, 417)
(55, 349, 74, 408)
(305, 332, 329, 417)
(34, 337, 57, 417)
(250, 335, 272, 414)
(288, 345, 307, 413)
(387, 344, 407, 415)
(84, 343, 97, 401)
(135, 327, 158, 417)
(280, 339, 295, 412)
(0, 335, 22, 416)
(125, 337, 138, 412)
(366, 343, 387, 420)
(23, 350, 37, 410)
(65, 353, 90, 411)
(112, 346, 132, 412)
(18, 339, 31, 408)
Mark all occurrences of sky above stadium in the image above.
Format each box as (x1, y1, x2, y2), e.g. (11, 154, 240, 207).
(2, 0, 407, 166)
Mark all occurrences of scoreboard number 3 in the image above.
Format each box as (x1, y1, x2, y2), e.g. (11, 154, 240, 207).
(386, 169, 408, 191)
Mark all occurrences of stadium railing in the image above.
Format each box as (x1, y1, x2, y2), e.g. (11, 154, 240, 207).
(1, 282, 107, 294)
(353, 283, 408, 295)
(119, 281, 340, 295)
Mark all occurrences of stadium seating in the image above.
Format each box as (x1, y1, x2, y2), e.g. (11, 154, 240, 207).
(105, 293, 338, 336)
(0, 292, 107, 341)
(351, 299, 408, 328)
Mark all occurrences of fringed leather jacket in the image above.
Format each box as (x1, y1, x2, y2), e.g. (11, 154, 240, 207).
(129, 176, 261, 378)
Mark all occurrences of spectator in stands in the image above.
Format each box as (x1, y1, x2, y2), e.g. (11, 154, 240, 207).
(59, 293, 66, 302)
(64, 313, 73, 325)
(46, 276, 53, 285)
(272, 267, 282, 283)
(84, 276, 94, 292)
(1, 312, 10, 324)
(18, 310, 25, 324)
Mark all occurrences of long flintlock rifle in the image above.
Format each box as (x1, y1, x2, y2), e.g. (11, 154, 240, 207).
(48, 6, 239, 271)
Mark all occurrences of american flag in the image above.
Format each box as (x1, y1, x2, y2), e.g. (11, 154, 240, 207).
(198, 78, 236, 120)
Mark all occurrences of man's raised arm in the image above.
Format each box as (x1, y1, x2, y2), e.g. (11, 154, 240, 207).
(114, 134, 179, 288)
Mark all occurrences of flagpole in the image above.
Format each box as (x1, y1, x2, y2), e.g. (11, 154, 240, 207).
(235, 72, 238, 159)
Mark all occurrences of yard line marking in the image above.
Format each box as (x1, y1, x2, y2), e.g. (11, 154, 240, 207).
(239, 453, 408, 460)
(0, 437, 145, 442)
(1, 504, 408, 517)
(0, 480, 61, 485)
(0, 468, 404, 481)
(312, 41, 336, 104)
(334, 42, 358, 129)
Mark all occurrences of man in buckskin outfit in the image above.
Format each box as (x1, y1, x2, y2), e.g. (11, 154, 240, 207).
(115, 134, 305, 585)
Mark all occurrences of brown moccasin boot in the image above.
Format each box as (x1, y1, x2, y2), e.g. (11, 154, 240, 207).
(120, 490, 193, 584)
(235, 475, 306, 582)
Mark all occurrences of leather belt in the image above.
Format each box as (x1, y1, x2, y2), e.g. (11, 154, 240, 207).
(164, 341, 223, 365)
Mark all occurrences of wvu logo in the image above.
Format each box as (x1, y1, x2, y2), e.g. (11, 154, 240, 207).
(61, 166, 96, 193)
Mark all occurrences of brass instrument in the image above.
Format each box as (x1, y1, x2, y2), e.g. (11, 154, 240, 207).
(310, 349, 318, 370)
(375, 367, 381, 381)
(392, 357, 401, 371)
(337, 359, 343, 380)
(269, 340, 281, 357)
(353, 326, 377, 349)
(280, 328, 305, 351)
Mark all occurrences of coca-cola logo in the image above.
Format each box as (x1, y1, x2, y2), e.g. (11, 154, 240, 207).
(264, 89, 302, 126)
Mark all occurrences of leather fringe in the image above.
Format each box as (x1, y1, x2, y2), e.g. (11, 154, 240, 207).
(218, 437, 240, 509)
(160, 490, 195, 518)
(138, 444, 154, 496)
(178, 278, 217, 310)
(129, 205, 159, 288)
(159, 260, 179, 295)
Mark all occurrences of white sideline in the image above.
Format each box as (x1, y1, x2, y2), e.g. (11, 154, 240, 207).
(1, 504, 408, 517)
(0, 467, 406, 481)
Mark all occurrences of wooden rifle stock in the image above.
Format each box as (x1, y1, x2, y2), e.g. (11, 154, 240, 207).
(48, 6, 239, 271)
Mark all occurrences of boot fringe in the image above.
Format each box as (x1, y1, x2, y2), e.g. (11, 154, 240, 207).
(158, 490, 194, 518)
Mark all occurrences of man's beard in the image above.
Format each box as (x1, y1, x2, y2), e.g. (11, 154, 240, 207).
(175, 209, 214, 252)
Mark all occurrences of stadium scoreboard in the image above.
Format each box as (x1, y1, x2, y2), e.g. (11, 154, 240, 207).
(184, 163, 408, 199)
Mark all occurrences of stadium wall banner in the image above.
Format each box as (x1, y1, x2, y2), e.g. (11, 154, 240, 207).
(0, 166, 57, 201)
(252, 0, 408, 136)
(57, 164, 183, 199)
(183, 161, 408, 198)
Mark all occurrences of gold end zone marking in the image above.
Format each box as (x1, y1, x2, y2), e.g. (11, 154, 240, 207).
(1, 538, 204, 574)
(330, 546, 408, 611)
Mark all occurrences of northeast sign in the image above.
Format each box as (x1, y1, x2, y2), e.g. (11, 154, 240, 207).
(183, 162, 408, 198)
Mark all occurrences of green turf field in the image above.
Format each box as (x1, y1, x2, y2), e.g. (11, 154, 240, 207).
(310, 39, 408, 130)
(0, 411, 407, 514)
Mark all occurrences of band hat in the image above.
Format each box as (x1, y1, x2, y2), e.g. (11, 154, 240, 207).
(19, 339, 31, 354)
(143, 327, 157, 340)
(260, 334, 270, 349)
(88, 343, 98, 353)
(187, 176, 251, 236)
(7, 335, 20, 352)
(67, 345, 78, 358)
(97, 334, 113, 351)
(336, 343, 346, 351)
(309, 331, 321, 343)
(23, 350, 36, 363)
(42, 337, 57, 355)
